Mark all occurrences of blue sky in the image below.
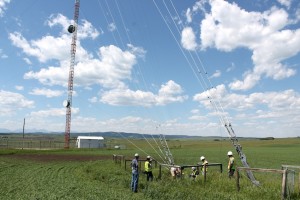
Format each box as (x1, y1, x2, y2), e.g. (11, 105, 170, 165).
(0, 0, 299, 138)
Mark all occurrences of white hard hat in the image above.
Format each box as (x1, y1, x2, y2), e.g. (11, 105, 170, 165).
(200, 156, 205, 160)
(227, 151, 233, 156)
(147, 155, 151, 159)
(192, 167, 196, 170)
(134, 153, 139, 157)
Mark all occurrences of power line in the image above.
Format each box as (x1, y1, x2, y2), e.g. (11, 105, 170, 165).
(154, 0, 259, 185)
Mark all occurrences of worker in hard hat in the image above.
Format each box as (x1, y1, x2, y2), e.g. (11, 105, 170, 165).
(189, 167, 199, 180)
(199, 156, 208, 175)
(227, 151, 235, 178)
(144, 156, 153, 181)
(131, 153, 139, 192)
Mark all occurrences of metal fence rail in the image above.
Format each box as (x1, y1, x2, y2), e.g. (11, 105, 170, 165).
(0, 139, 77, 149)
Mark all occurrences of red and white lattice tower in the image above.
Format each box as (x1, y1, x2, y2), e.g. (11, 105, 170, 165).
(64, 0, 80, 149)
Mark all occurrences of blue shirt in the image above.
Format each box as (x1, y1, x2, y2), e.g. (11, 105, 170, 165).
(131, 158, 138, 173)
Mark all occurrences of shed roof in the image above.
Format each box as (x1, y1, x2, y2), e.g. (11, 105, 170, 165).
(77, 136, 104, 140)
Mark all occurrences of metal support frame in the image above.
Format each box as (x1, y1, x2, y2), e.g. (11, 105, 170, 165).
(225, 123, 259, 186)
(158, 134, 174, 165)
(157, 163, 223, 181)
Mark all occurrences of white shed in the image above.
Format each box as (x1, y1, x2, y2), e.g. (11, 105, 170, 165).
(76, 136, 104, 148)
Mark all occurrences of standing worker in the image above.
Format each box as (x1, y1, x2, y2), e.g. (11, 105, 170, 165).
(227, 151, 235, 178)
(131, 153, 139, 192)
(199, 156, 208, 175)
(145, 155, 153, 181)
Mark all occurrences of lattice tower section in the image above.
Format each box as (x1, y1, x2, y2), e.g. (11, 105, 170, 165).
(65, 0, 80, 149)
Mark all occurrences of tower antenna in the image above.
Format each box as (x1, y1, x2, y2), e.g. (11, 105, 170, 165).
(64, 0, 80, 149)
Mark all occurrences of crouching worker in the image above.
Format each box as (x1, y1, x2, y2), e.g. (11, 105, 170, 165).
(145, 155, 153, 181)
(170, 166, 181, 179)
(189, 167, 199, 180)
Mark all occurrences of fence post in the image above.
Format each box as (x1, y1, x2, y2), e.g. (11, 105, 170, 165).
(158, 165, 162, 180)
(204, 165, 207, 183)
(282, 169, 287, 200)
(299, 172, 300, 195)
(220, 164, 223, 173)
(119, 156, 122, 166)
(236, 168, 240, 191)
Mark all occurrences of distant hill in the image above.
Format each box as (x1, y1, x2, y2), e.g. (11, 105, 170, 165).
(69, 132, 201, 139)
(0, 128, 11, 133)
(0, 131, 228, 140)
(0, 131, 270, 140)
(73, 132, 260, 140)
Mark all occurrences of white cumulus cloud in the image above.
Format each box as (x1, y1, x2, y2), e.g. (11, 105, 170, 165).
(0, 90, 34, 116)
(277, 0, 291, 8)
(0, 0, 10, 17)
(194, 84, 300, 112)
(100, 80, 188, 107)
(29, 88, 64, 98)
(186, 8, 192, 23)
(181, 26, 197, 51)
(195, 0, 299, 90)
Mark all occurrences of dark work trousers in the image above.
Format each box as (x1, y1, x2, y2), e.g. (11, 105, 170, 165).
(146, 171, 153, 181)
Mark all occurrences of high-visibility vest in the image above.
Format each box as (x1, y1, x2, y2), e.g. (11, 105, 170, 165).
(191, 170, 199, 176)
(228, 157, 235, 170)
(145, 161, 152, 172)
(202, 160, 208, 172)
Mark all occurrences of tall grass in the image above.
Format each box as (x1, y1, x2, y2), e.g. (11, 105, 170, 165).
(0, 138, 299, 199)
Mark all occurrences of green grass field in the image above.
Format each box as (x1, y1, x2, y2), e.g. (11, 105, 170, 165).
(0, 137, 299, 200)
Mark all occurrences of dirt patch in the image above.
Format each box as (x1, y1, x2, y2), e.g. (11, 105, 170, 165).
(1, 154, 112, 162)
